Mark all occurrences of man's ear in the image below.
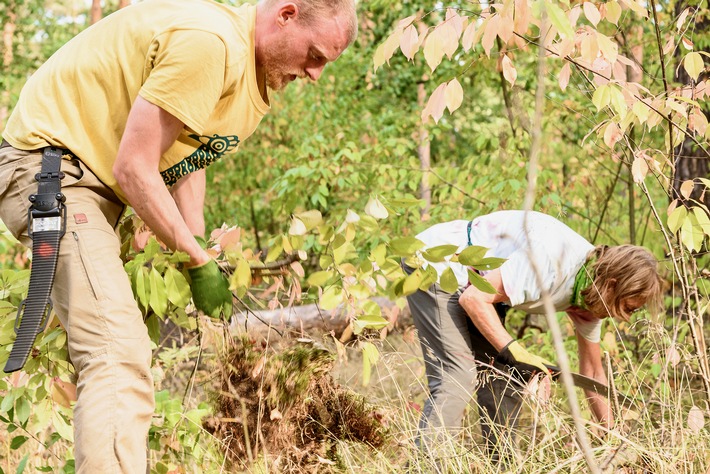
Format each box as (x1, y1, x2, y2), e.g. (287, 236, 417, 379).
(276, 2, 299, 27)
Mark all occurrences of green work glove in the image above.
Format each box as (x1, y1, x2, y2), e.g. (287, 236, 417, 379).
(495, 340, 552, 383)
(187, 260, 233, 319)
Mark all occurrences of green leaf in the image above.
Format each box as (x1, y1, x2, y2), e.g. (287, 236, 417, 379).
(370, 244, 387, 266)
(388, 237, 425, 257)
(421, 244, 459, 263)
(361, 342, 380, 387)
(668, 206, 688, 233)
(51, 411, 73, 442)
(15, 397, 30, 425)
(403, 269, 423, 295)
(16, 454, 29, 474)
(149, 267, 168, 317)
(320, 286, 343, 310)
(1, 391, 15, 413)
(353, 314, 389, 334)
(472, 257, 507, 271)
(693, 208, 710, 237)
(307, 270, 334, 287)
(10, 435, 28, 450)
(457, 245, 489, 266)
(164, 267, 191, 308)
(439, 267, 459, 293)
(545, 0, 575, 38)
(145, 314, 161, 344)
(135, 267, 150, 313)
(468, 270, 497, 294)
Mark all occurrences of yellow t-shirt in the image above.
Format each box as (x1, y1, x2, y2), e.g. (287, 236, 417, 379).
(3, 0, 270, 202)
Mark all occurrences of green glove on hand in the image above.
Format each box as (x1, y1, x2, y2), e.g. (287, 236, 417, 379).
(496, 340, 552, 383)
(187, 260, 233, 319)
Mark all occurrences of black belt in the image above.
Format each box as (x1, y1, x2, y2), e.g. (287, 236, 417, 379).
(4, 147, 66, 373)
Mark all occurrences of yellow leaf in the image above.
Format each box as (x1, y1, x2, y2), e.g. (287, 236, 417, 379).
(592, 84, 611, 111)
(397, 14, 416, 30)
(603, 121, 622, 148)
(604, 1, 621, 25)
(631, 154, 649, 183)
(423, 27, 445, 71)
(684, 52, 704, 82)
(501, 55, 517, 85)
(581, 33, 599, 63)
(632, 100, 650, 124)
(364, 196, 389, 220)
(235, 259, 252, 289)
(373, 29, 402, 71)
(440, 22, 460, 59)
(373, 43, 386, 71)
(618, 0, 648, 18)
(421, 82, 448, 123)
(680, 179, 695, 199)
(289, 217, 307, 236)
(399, 25, 419, 60)
(691, 107, 708, 136)
(558, 62, 571, 91)
(445, 78, 464, 113)
(597, 33, 618, 64)
(462, 21, 478, 51)
(688, 406, 705, 434)
(583, 2, 601, 26)
(668, 205, 688, 233)
(384, 28, 403, 62)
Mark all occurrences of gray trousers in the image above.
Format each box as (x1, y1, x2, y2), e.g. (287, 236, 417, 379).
(404, 266, 524, 455)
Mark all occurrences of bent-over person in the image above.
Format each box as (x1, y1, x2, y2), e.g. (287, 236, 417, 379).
(404, 210, 663, 458)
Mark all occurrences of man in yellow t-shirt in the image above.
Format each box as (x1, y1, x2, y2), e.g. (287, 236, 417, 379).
(0, 0, 357, 471)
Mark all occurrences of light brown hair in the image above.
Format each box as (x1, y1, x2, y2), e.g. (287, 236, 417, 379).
(261, 0, 358, 45)
(582, 244, 664, 321)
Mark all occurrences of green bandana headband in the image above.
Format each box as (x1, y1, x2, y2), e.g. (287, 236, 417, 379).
(570, 254, 598, 309)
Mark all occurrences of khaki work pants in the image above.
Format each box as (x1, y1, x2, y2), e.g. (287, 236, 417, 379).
(403, 264, 525, 460)
(0, 145, 154, 473)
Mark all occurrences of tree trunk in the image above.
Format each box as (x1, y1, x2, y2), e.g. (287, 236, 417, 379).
(90, 0, 102, 25)
(671, 2, 710, 207)
(230, 297, 408, 339)
(417, 82, 431, 221)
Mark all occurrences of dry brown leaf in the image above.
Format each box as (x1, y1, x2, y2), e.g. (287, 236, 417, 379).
(422, 83, 448, 123)
(688, 406, 705, 434)
(558, 62, 571, 91)
(399, 24, 419, 60)
(631, 152, 650, 183)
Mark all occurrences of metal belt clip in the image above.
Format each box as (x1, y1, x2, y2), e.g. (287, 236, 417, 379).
(4, 147, 66, 373)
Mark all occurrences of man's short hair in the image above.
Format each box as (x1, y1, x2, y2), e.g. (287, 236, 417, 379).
(262, 0, 358, 45)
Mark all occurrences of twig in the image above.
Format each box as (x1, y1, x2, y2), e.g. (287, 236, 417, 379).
(521, 7, 600, 473)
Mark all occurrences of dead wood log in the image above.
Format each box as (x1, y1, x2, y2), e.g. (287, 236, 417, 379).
(230, 297, 411, 339)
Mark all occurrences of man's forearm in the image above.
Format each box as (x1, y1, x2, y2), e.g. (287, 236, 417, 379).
(171, 169, 206, 238)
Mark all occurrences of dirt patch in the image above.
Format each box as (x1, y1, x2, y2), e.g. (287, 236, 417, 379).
(206, 337, 389, 472)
